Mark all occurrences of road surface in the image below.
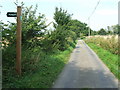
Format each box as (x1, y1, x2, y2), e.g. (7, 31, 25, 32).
(53, 40, 118, 88)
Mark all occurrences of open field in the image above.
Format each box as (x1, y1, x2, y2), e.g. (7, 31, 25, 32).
(87, 35, 118, 40)
(85, 35, 118, 55)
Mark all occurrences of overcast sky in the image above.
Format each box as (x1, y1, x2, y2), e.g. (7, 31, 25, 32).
(0, 0, 119, 31)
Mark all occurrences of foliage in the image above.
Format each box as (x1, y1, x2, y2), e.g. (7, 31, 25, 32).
(52, 7, 73, 51)
(2, 4, 48, 88)
(22, 5, 47, 48)
(2, 4, 88, 88)
(107, 25, 119, 35)
(2, 2, 119, 87)
(2, 5, 47, 50)
(3, 44, 74, 88)
(98, 28, 107, 35)
(112, 24, 119, 34)
(52, 8, 89, 50)
(96, 25, 119, 36)
(67, 19, 88, 37)
(54, 7, 72, 26)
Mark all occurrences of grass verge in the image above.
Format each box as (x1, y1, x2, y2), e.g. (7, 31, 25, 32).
(86, 43, 119, 80)
(3, 43, 76, 88)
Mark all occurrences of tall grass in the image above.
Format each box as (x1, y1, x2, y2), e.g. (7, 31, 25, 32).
(85, 35, 118, 55)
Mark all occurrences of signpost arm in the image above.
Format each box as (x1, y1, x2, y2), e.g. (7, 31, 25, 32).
(16, 6, 22, 75)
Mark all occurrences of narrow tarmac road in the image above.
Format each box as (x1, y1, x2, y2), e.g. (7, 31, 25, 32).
(53, 40, 118, 88)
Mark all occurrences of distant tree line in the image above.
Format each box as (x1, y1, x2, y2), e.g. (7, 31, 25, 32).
(90, 24, 119, 35)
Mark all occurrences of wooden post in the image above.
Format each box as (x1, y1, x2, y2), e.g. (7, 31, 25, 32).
(16, 6, 22, 75)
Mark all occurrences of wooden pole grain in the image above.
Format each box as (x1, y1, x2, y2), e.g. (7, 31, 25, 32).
(16, 6, 22, 75)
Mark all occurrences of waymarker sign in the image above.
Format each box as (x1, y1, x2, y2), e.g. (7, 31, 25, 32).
(7, 12, 17, 17)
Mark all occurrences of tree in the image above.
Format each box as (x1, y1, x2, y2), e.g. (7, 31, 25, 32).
(98, 28, 107, 35)
(106, 25, 119, 35)
(22, 5, 47, 48)
(52, 7, 73, 51)
(2, 4, 48, 49)
(112, 24, 119, 35)
(67, 19, 82, 37)
(54, 7, 72, 26)
(67, 19, 89, 38)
